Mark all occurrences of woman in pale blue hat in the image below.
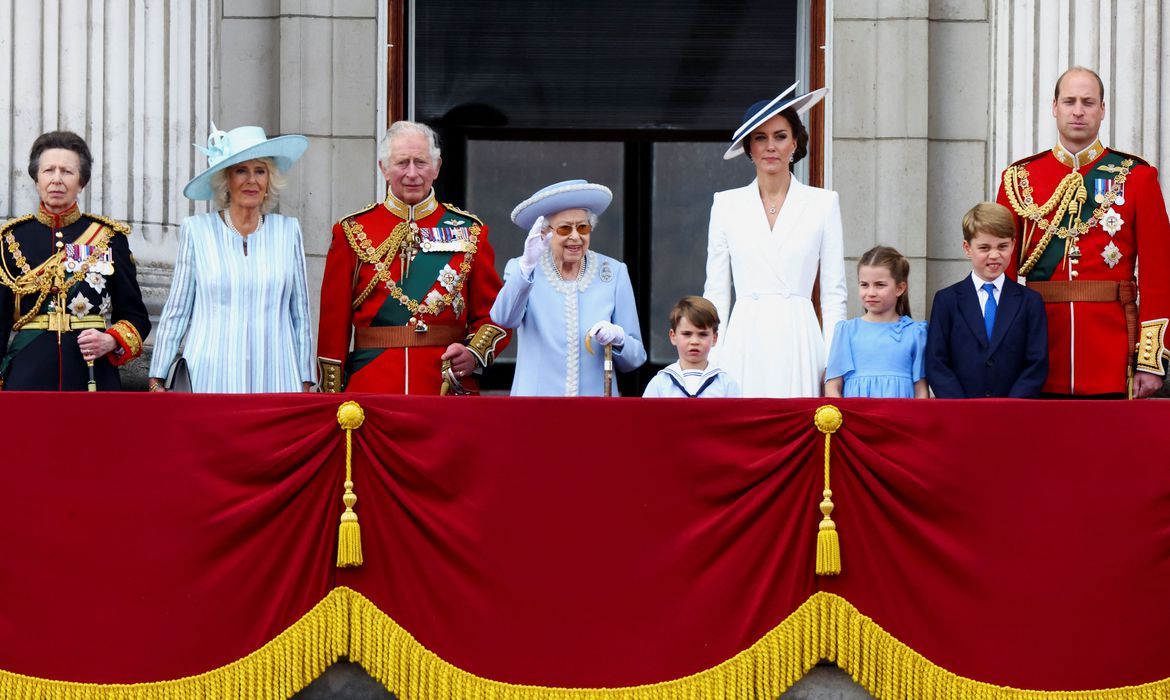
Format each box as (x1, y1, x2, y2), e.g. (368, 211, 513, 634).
(491, 180, 646, 396)
(702, 84, 847, 397)
(147, 125, 314, 392)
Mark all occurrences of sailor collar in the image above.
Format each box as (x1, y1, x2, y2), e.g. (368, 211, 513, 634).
(35, 202, 82, 228)
(383, 188, 438, 221)
(1052, 139, 1104, 170)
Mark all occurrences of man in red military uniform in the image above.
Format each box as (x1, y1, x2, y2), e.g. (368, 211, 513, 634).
(997, 67, 1170, 398)
(317, 121, 508, 394)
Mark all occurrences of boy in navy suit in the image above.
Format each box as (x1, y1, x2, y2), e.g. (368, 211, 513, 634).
(926, 203, 1048, 397)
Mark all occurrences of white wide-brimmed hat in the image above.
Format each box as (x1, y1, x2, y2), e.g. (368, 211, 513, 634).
(182, 123, 309, 200)
(511, 179, 613, 230)
(723, 82, 829, 160)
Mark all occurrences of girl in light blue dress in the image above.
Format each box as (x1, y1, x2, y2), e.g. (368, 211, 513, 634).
(824, 246, 928, 398)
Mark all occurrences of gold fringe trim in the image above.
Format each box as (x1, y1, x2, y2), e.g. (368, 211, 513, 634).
(4, 589, 1170, 699)
(350, 590, 1170, 700)
(0, 587, 350, 700)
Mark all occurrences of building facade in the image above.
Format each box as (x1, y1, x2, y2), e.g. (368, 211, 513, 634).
(3, 0, 1168, 378)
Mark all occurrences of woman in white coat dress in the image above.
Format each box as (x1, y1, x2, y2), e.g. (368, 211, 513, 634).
(703, 84, 847, 397)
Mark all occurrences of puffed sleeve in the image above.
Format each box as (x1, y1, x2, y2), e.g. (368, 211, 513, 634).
(148, 219, 198, 378)
(824, 319, 853, 382)
(910, 319, 928, 383)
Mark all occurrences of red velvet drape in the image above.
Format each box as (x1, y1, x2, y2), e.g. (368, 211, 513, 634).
(1, 394, 1168, 691)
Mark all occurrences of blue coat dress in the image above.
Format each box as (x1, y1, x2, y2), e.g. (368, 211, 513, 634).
(491, 250, 646, 396)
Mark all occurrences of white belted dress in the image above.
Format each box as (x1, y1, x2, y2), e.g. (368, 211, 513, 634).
(702, 178, 847, 397)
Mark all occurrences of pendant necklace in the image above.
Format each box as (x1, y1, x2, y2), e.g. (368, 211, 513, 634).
(224, 209, 263, 256)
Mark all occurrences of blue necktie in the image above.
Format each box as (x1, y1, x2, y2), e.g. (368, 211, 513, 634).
(982, 282, 997, 340)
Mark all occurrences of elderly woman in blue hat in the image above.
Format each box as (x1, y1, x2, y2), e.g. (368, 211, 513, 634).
(491, 180, 646, 395)
(147, 125, 314, 392)
(702, 84, 847, 397)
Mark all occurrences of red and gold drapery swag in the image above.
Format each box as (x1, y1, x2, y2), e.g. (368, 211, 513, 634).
(1, 394, 1169, 699)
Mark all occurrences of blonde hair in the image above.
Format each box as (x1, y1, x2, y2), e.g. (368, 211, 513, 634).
(961, 202, 1015, 242)
(210, 157, 286, 213)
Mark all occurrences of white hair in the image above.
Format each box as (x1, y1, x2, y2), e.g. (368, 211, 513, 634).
(545, 208, 600, 230)
(211, 157, 286, 213)
(378, 121, 441, 169)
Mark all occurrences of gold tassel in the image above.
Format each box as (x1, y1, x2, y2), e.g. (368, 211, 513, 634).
(814, 405, 843, 576)
(336, 401, 365, 568)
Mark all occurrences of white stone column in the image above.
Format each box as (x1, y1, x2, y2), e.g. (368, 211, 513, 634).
(990, 0, 1170, 190)
(831, 1, 931, 317)
(1, 0, 217, 264)
(925, 1, 993, 310)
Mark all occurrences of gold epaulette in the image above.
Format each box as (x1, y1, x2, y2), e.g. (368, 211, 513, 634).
(84, 213, 131, 235)
(1008, 151, 1047, 169)
(0, 214, 35, 236)
(338, 202, 379, 224)
(443, 203, 484, 226)
(1136, 319, 1168, 376)
(1108, 149, 1149, 167)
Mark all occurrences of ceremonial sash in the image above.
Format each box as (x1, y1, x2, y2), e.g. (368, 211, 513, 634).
(1026, 151, 1127, 281)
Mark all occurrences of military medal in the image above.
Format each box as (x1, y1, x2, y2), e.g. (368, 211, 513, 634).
(1067, 241, 1082, 259)
(1101, 241, 1122, 269)
(1100, 208, 1124, 237)
(452, 293, 465, 319)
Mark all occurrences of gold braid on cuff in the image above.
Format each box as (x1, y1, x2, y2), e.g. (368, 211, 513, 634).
(318, 357, 344, 393)
(1136, 319, 1169, 376)
(465, 324, 508, 368)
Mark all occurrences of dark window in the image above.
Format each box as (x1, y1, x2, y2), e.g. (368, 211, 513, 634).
(411, 0, 804, 393)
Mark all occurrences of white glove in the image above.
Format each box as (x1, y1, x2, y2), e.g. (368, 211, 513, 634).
(588, 320, 625, 347)
(518, 216, 551, 276)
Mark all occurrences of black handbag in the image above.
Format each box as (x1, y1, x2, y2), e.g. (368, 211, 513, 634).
(165, 355, 192, 392)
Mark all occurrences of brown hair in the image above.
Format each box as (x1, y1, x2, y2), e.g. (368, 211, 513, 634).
(962, 202, 1015, 242)
(28, 131, 93, 188)
(745, 107, 809, 172)
(670, 295, 720, 332)
(1054, 66, 1105, 102)
(857, 246, 912, 318)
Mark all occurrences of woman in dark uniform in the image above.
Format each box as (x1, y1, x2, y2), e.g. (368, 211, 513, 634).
(0, 131, 150, 390)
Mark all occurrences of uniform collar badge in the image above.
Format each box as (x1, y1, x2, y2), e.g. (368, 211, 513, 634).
(1053, 139, 1104, 170)
(384, 188, 438, 221)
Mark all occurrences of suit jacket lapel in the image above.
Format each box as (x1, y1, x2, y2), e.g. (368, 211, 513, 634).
(956, 281, 988, 349)
(988, 280, 1023, 353)
(741, 178, 808, 293)
(771, 178, 810, 236)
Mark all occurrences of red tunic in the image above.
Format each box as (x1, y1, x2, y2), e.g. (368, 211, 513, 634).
(317, 191, 508, 394)
(997, 141, 1170, 395)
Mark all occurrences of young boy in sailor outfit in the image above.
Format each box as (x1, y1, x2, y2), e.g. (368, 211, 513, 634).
(643, 296, 740, 398)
